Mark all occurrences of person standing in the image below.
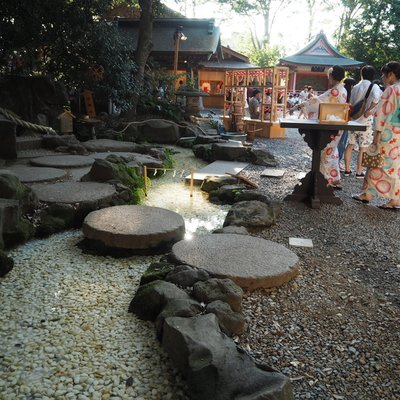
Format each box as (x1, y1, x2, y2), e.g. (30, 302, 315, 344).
(292, 65, 347, 188)
(249, 89, 261, 119)
(338, 77, 356, 165)
(353, 61, 400, 209)
(344, 65, 382, 178)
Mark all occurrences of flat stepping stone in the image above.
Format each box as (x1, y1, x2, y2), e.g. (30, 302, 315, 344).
(31, 182, 116, 204)
(261, 168, 286, 178)
(30, 155, 95, 168)
(188, 161, 248, 182)
(92, 152, 163, 167)
(171, 234, 299, 290)
(3, 165, 66, 183)
(289, 237, 313, 248)
(68, 167, 91, 182)
(82, 205, 185, 251)
(83, 139, 136, 152)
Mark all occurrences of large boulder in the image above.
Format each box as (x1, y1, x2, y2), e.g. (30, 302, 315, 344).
(0, 172, 39, 213)
(140, 120, 180, 144)
(162, 314, 294, 400)
(42, 134, 80, 149)
(223, 200, 280, 229)
(245, 148, 277, 167)
(128, 280, 190, 321)
(211, 143, 247, 162)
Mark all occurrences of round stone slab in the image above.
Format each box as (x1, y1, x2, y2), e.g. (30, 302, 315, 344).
(171, 234, 299, 290)
(30, 155, 95, 168)
(31, 182, 116, 204)
(5, 166, 66, 183)
(82, 205, 185, 250)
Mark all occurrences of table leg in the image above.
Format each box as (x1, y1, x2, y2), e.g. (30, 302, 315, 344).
(285, 129, 342, 208)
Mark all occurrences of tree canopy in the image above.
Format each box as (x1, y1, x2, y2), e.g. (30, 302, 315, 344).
(0, 0, 138, 110)
(339, 0, 400, 73)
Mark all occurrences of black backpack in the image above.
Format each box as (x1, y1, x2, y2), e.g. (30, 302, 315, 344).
(349, 83, 374, 119)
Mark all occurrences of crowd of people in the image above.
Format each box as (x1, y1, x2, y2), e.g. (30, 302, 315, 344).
(289, 61, 400, 210)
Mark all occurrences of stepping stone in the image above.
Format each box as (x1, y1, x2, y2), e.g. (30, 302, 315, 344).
(261, 168, 286, 178)
(68, 167, 91, 182)
(82, 205, 185, 251)
(92, 152, 163, 168)
(188, 161, 248, 182)
(31, 182, 116, 204)
(289, 237, 313, 248)
(83, 139, 137, 153)
(2, 165, 66, 183)
(171, 234, 299, 290)
(31, 155, 95, 168)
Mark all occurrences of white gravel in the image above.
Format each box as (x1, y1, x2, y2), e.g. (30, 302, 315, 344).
(1, 231, 189, 400)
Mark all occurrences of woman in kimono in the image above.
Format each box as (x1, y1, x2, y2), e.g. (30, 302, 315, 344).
(291, 65, 347, 188)
(353, 61, 400, 209)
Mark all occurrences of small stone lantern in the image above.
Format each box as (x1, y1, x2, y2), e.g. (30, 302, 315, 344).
(175, 87, 210, 116)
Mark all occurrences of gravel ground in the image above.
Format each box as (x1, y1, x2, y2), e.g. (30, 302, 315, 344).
(238, 128, 400, 400)
(0, 232, 189, 400)
(1, 129, 398, 400)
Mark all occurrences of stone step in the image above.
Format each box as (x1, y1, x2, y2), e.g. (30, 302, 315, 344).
(17, 149, 61, 159)
(16, 136, 43, 151)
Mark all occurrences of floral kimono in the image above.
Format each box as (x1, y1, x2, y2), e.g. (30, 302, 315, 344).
(362, 81, 400, 200)
(303, 83, 348, 184)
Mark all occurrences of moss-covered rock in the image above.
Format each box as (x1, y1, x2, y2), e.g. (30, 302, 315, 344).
(36, 214, 67, 237)
(0, 173, 38, 213)
(0, 249, 14, 277)
(3, 219, 34, 248)
(139, 262, 176, 286)
(192, 144, 213, 162)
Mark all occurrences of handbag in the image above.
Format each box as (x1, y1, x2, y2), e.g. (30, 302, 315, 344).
(362, 144, 384, 168)
(350, 83, 374, 120)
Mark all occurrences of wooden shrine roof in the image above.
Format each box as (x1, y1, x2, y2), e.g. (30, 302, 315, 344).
(279, 31, 364, 68)
(117, 18, 221, 59)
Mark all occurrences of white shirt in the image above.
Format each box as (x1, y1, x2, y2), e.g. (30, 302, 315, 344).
(350, 80, 382, 122)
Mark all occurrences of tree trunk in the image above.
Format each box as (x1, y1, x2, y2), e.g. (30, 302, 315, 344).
(126, 0, 153, 118)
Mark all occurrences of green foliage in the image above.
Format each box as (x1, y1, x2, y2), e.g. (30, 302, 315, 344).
(163, 148, 176, 169)
(0, 0, 138, 111)
(339, 0, 400, 72)
(112, 162, 150, 205)
(249, 46, 285, 68)
(137, 96, 184, 122)
(139, 261, 175, 285)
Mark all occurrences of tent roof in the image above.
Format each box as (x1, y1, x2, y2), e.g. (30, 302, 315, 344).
(279, 31, 364, 67)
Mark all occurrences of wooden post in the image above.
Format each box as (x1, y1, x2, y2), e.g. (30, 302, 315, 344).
(173, 33, 180, 77)
(144, 165, 148, 197)
(190, 168, 194, 198)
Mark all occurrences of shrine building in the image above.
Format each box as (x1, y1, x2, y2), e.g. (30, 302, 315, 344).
(279, 31, 364, 93)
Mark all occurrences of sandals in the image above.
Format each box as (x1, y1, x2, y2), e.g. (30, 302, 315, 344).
(378, 204, 400, 210)
(352, 195, 370, 204)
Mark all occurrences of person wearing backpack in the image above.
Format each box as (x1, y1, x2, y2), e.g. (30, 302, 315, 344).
(343, 65, 382, 178)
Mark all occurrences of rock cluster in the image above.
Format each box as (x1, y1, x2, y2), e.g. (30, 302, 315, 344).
(129, 261, 294, 400)
(201, 176, 282, 231)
